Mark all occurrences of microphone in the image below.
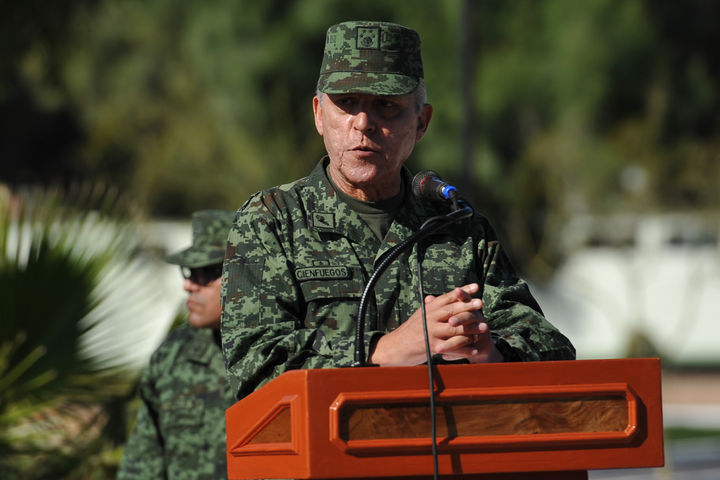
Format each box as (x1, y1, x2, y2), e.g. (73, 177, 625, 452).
(412, 170, 458, 203)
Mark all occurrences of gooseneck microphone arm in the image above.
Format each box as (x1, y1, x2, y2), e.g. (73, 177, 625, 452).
(351, 190, 473, 367)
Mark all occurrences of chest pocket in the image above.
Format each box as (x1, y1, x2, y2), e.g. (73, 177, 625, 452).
(296, 265, 366, 331)
(158, 396, 203, 431)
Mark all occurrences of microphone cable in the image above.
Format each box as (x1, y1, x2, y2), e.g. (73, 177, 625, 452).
(415, 240, 438, 480)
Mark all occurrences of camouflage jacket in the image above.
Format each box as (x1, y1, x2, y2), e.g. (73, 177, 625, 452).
(222, 158, 575, 400)
(117, 325, 234, 480)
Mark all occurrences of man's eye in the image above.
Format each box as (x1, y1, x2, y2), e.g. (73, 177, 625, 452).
(376, 99, 401, 111)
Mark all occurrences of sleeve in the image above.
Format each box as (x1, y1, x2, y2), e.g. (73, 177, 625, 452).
(479, 227, 576, 362)
(116, 368, 166, 479)
(221, 195, 383, 401)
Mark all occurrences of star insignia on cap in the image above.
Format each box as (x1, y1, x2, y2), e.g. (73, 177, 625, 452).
(356, 27, 380, 50)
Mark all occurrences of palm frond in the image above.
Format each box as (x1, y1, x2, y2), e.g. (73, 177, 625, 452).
(0, 182, 178, 478)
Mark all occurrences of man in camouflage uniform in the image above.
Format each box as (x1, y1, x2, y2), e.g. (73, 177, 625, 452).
(222, 21, 575, 401)
(118, 210, 236, 479)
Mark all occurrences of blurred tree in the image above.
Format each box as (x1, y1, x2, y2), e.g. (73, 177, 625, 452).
(465, 0, 720, 277)
(0, 184, 171, 478)
(0, 0, 99, 187)
(643, 0, 720, 208)
(1, 0, 719, 274)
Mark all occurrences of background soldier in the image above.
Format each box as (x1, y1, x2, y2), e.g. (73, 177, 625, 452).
(118, 210, 235, 479)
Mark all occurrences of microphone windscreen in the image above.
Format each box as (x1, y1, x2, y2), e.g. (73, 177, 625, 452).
(411, 170, 439, 198)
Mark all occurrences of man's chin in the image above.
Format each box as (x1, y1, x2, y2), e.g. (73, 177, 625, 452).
(188, 315, 221, 329)
(345, 165, 388, 186)
(187, 314, 206, 328)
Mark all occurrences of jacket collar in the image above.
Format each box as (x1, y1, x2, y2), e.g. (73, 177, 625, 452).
(303, 157, 445, 256)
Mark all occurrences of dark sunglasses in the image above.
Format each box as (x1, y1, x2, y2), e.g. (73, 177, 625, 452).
(180, 263, 223, 286)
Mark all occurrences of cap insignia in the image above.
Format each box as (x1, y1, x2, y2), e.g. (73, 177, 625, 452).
(356, 27, 380, 50)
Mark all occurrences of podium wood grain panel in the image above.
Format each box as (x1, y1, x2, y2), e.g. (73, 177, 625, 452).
(342, 395, 628, 439)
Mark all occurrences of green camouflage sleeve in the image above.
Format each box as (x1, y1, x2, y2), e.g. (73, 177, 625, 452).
(480, 234, 575, 362)
(221, 196, 383, 400)
(116, 370, 166, 479)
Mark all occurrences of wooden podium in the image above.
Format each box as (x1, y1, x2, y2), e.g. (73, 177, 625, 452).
(226, 358, 664, 479)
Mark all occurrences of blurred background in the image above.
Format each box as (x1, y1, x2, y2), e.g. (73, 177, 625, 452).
(1, 0, 719, 478)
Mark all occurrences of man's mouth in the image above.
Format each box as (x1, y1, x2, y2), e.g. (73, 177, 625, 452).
(352, 145, 379, 153)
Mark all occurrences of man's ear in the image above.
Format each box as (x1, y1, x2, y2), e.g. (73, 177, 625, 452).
(415, 103, 433, 142)
(313, 95, 324, 136)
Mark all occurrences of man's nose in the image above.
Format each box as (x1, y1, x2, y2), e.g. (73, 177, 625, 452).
(183, 278, 198, 292)
(352, 109, 375, 133)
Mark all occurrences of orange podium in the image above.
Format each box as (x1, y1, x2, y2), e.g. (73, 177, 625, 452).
(226, 358, 664, 479)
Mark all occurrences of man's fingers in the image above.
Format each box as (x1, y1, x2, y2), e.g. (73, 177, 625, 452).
(435, 334, 474, 353)
(436, 326, 492, 355)
(425, 283, 480, 306)
(447, 306, 484, 325)
(445, 316, 488, 337)
(431, 296, 482, 316)
(449, 283, 480, 302)
(459, 282, 480, 296)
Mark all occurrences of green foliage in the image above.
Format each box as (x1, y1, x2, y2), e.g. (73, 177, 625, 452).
(2, 0, 720, 271)
(665, 427, 720, 441)
(0, 184, 167, 479)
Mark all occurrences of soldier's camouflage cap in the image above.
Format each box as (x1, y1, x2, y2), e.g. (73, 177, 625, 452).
(317, 20, 423, 95)
(164, 210, 234, 268)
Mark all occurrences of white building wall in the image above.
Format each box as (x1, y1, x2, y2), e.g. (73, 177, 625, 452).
(533, 214, 720, 364)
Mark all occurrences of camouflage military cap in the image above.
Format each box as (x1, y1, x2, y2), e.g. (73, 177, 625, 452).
(317, 21, 423, 95)
(164, 210, 234, 268)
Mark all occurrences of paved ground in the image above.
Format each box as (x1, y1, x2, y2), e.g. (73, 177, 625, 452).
(590, 437, 720, 479)
(661, 370, 720, 428)
(590, 370, 720, 479)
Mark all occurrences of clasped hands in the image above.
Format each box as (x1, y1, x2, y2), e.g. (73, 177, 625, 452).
(368, 283, 504, 366)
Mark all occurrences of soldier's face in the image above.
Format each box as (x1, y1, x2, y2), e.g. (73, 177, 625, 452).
(313, 91, 432, 202)
(183, 276, 222, 329)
